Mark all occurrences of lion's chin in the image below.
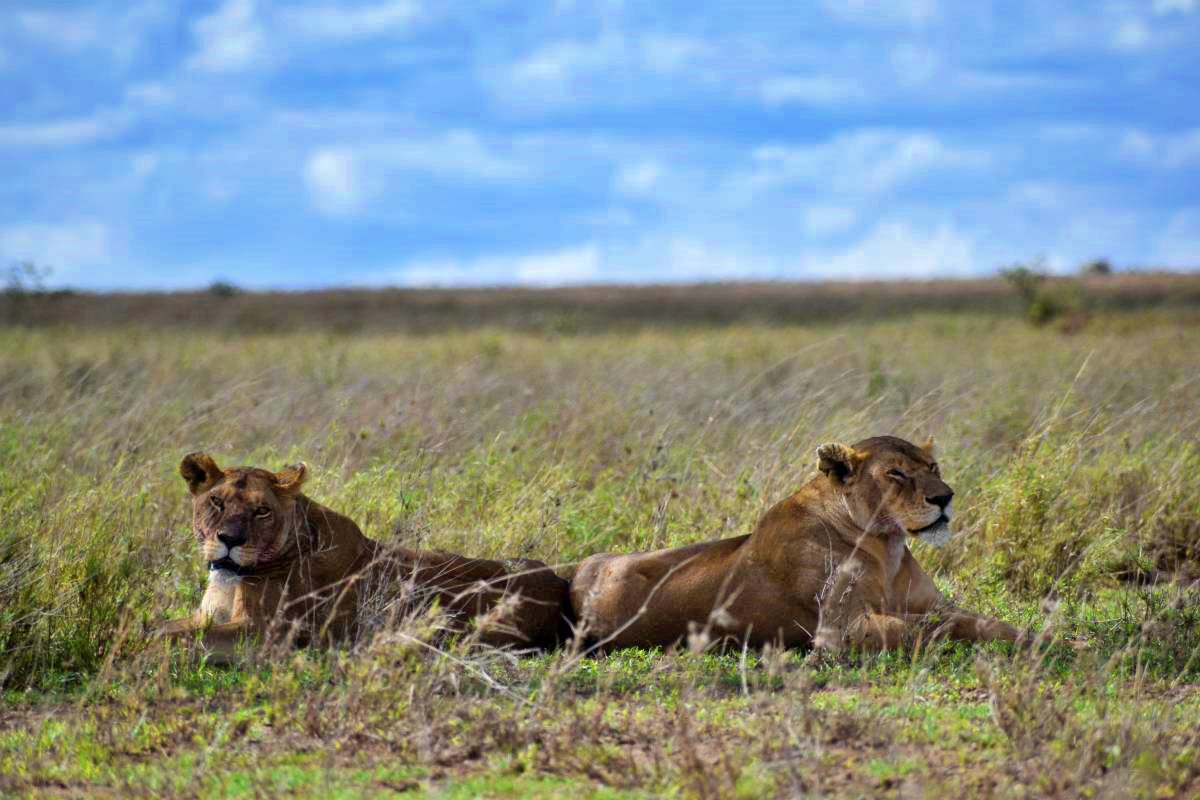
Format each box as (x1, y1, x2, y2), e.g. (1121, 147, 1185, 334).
(914, 522, 952, 548)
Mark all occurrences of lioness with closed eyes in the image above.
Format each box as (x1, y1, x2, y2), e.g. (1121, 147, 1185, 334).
(159, 453, 569, 661)
(570, 436, 1021, 652)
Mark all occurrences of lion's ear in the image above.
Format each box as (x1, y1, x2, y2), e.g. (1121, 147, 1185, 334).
(180, 452, 224, 495)
(273, 462, 308, 494)
(816, 443, 865, 484)
(921, 436, 936, 457)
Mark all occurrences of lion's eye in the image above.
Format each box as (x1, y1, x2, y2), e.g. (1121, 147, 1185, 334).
(208, 496, 224, 511)
(886, 469, 908, 482)
(930, 463, 940, 475)
(255, 507, 272, 518)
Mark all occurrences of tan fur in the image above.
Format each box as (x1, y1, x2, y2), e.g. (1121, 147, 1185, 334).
(160, 454, 569, 661)
(569, 436, 1020, 652)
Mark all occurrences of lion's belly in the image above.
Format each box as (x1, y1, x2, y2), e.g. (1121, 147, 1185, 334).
(199, 569, 241, 624)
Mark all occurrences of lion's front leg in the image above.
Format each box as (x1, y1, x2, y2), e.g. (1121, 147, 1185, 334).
(157, 615, 203, 638)
(195, 621, 258, 664)
(894, 559, 1021, 645)
(845, 613, 910, 651)
(157, 616, 257, 664)
(929, 608, 1019, 643)
(826, 609, 1020, 652)
(813, 557, 875, 651)
(896, 607, 1019, 645)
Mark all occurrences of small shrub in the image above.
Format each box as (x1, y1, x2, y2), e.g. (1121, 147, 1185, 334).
(1081, 258, 1113, 276)
(2, 262, 53, 324)
(3, 261, 52, 298)
(999, 260, 1086, 327)
(207, 280, 241, 298)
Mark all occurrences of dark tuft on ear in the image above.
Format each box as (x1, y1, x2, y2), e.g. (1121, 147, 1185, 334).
(273, 462, 308, 494)
(816, 442, 864, 484)
(180, 452, 224, 495)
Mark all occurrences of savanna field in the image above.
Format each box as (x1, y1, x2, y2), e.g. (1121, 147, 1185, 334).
(2, 276, 1200, 798)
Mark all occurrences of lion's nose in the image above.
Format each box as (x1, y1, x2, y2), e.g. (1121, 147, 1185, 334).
(218, 532, 246, 548)
(926, 492, 953, 510)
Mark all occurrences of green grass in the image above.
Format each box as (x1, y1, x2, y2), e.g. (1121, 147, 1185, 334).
(2, 296, 1200, 797)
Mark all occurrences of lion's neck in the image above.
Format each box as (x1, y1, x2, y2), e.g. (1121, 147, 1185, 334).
(753, 480, 911, 591)
(200, 568, 242, 624)
(290, 495, 379, 578)
(881, 530, 907, 588)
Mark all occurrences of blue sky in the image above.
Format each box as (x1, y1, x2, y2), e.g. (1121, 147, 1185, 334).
(2, 0, 1199, 289)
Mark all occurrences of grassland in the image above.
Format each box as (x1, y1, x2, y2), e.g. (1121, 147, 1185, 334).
(2, 276, 1200, 797)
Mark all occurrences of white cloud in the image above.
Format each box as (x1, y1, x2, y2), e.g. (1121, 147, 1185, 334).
(280, 1, 420, 39)
(890, 43, 941, 87)
(11, 5, 168, 67)
(0, 221, 112, 278)
(747, 130, 989, 196)
(505, 35, 624, 87)
(1120, 128, 1200, 167)
(381, 244, 601, 287)
(125, 82, 174, 106)
(1113, 19, 1151, 51)
(639, 35, 708, 72)
(386, 238, 763, 287)
(614, 161, 662, 194)
(760, 75, 865, 106)
(372, 130, 523, 179)
(822, 0, 939, 26)
(806, 221, 975, 279)
(187, 0, 264, 73)
(1154, 208, 1200, 265)
(492, 32, 706, 106)
(657, 238, 757, 281)
(1153, 0, 1196, 14)
(304, 130, 525, 216)
(0, 114, 126, 148)
(513, 244, 600, 284)
(802, 206, 858, 236)
(1039, 123, 1101, 142)
(16, 10, 99, 50)
(304, 149, 368, 216)
(960, 70, 1087, 92)
(579, 207, 636, 227)
(384, 262, 494, 287)
(1007, 181, 1067, 211)
(131, 153, 160, 179)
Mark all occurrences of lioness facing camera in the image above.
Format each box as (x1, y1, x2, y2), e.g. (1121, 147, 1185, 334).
(570, 436, 1020, 652)
(159, 453, 569, 660)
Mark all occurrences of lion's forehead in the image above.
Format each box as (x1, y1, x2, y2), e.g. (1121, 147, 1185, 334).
(878, 453, 935, 471)
(200, 472, 283, 507)
(222, 468, 277, 488)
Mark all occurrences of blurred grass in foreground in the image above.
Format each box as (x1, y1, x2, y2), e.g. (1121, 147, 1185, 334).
(1, 280, 1199, 797)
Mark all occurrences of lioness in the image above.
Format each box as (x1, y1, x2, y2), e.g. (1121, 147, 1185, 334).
(570, 436, 1020, 652)
(160, 453, 569, 660)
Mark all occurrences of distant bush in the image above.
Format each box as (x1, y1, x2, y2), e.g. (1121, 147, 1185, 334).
(208, 279, 241, 298)
(999, 261, 1086, 328)
(1081, 258, 1113, 276)
(2, 262, 54, 324)
(3, 261, 51, 298)
(1000, 262, 1057, 324)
